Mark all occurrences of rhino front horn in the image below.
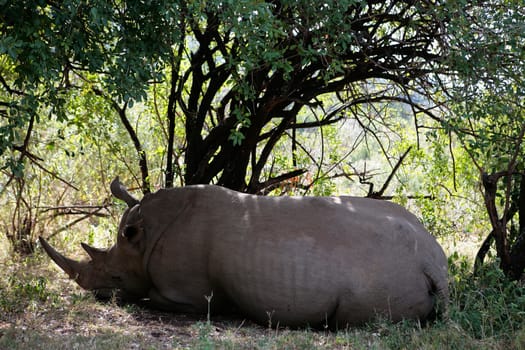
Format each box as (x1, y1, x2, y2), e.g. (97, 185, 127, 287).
(110, 177, 139, 208)
(39, 236, 83, 280)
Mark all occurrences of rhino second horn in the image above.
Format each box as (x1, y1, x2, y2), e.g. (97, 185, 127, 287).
(81, 242, 107, 261)
(39, 236, 83, 280)
(110, 176, 139, 208)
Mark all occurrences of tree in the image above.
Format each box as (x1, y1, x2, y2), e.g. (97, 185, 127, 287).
(172, 0, 451, 193)
(6, 0, 525, 282)
(1, 0, 182, 194)
(1, 0, 448, 194)
(444, 0, 525, 280)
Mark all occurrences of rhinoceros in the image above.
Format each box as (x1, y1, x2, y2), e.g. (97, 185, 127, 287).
(40, 177, 448, 328)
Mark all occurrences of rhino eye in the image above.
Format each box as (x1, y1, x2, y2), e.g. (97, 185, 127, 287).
(123, 226, 138, 239)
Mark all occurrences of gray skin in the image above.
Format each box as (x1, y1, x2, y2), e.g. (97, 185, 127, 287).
(40, 177, 449, 328)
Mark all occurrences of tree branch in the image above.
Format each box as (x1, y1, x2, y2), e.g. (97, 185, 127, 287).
(252, 168, 307, 195)
(92, 88, 150, 193)
(368, 146, 412, 199)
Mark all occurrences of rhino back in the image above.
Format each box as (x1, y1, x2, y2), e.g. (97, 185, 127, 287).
(144, 186, 447, 326)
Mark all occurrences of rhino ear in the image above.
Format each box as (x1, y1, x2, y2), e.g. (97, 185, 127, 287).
(110, 177, 139, 208)
(122, 223, 144, 245)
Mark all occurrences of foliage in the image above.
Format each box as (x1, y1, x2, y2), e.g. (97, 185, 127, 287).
(449, 253, 525, 339)
(444, 0, 525, 279)
(0, 274, 54, 313)
(1, 0, 449, 193)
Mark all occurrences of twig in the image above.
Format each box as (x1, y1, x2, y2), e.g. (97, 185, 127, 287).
(0, 74, 24, 95)
(233, 319, 246, 335)
(254, 169, 307, 194)
(38, 204, 111, 219)
(368, 146, 412, 198)
(10, 145, 79, 191)
(46, 206, 107, 239)
(27, 155, 79, 191)
(37, 205, 111, 212)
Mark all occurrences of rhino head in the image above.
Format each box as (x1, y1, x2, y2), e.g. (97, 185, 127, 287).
(40, 177, 151, 300)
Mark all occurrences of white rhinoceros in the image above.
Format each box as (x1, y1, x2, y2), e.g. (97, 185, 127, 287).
(40, 177, 448, 328)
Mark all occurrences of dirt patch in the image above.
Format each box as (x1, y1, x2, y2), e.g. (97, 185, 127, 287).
(0, 282, 275, 349)
(0, 257, 279, 349)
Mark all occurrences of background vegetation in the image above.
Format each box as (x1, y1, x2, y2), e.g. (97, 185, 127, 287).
(1, 0, 525, 348)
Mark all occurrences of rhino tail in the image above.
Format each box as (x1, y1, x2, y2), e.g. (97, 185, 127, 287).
(424, 264, 450, 321)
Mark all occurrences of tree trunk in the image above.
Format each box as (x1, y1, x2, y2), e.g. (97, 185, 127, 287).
(481, 172, 511, 273)
(478, 173, 525, 281)
(508, 175, 525, 280)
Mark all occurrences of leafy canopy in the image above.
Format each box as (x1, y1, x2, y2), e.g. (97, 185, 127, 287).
(1, 0, 449, 193)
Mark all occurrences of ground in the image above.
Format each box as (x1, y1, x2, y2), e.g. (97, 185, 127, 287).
(1, 240, 524, 349)
(0, 292, 376, 349)
(0, 257, 377, 349)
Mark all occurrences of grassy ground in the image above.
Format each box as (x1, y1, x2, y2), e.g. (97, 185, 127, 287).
(1, 246, 525, 349)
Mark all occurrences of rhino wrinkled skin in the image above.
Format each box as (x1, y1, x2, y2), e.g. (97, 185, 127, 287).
(40, 177, 449, 328)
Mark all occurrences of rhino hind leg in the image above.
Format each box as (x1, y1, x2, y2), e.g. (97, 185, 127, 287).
(423, 266, 450, 321)
(147, 287, 238, 316)
(329, 280, 437, 328)
(327, 297, 375, 329)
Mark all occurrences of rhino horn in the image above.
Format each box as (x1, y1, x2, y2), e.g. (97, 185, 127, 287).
(81, 242, 107, 261)
(39, 236, 85, 281)
(110, 176, 139, 208)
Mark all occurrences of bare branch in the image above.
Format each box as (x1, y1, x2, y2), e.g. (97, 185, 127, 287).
(368, 146, 412, 199)
(0, 74, 24, 95)
(253, 169, 307, 195)
(46, 206, 109, 240)
(92, 88, 150, 194)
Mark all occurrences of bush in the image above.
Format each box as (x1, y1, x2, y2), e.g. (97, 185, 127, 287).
(448, 252, 525, 340)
